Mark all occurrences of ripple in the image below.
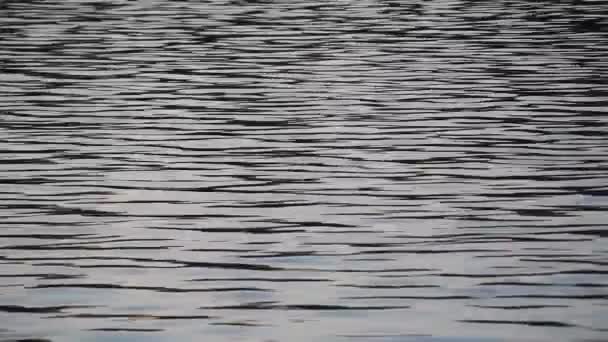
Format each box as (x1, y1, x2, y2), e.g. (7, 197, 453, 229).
(0, 0, 606, 341)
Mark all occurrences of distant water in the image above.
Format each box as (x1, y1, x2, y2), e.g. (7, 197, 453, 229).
(0, 0, 607, 341)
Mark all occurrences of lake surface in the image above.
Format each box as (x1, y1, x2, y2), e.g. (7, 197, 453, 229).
(0, 0, 607, 341)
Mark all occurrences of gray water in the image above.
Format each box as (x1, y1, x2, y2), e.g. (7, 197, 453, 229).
(1, 0, 607, 341)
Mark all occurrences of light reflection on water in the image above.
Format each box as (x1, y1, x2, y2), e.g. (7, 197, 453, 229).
(0, 0, 607, 341)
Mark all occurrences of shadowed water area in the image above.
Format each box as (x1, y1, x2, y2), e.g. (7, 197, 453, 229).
(0, 0, 607, 341)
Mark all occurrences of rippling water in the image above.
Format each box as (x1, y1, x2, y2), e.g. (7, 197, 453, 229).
(1, 0, 607, 341)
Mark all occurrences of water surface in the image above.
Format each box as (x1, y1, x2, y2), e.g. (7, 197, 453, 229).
(0, 0, 607, 341)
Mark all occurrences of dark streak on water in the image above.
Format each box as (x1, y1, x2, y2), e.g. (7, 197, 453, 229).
(0, 0, 607, 341)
